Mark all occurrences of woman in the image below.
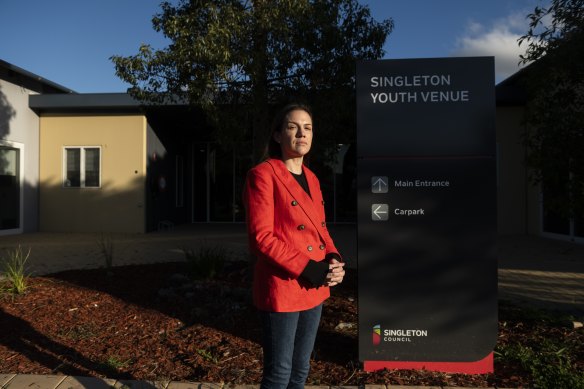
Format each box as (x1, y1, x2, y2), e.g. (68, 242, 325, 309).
(243, 103, 346, 389)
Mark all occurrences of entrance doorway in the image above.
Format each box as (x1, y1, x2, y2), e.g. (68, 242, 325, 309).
(191, 142, 253, 222)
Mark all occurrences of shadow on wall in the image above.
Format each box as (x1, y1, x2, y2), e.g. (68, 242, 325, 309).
(0, 85, 17, 231)
(40, 176, 148, 234)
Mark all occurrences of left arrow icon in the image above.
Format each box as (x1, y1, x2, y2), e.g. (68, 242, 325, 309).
(371, 204, 389, 221)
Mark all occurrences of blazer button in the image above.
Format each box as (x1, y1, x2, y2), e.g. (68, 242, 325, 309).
(319, 244, 325, 250)
(321, 200, 325, 205)
(321, 221, 325, 227)
(297, 224, 305, 230)
(291, 200, 298, 206)
(307, 245, 313, 251)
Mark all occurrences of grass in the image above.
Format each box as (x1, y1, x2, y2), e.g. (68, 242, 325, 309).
(101, 355, 132, 371)
(57, 324, 98, 341)
(0, 245, 31, 295)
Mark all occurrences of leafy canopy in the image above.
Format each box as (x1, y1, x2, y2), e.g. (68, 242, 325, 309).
(518, 0, 584, 218)
(111, 0, 393, 158)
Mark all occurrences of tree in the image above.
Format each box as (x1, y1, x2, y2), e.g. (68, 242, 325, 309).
(111, 0, 393, 161)
(518, 0, 584, 220)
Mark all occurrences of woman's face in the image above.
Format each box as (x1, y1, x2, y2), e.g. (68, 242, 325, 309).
(274, 109, 313, 160)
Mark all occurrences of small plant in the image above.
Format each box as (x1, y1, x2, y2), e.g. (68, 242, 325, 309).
(1, 245, 31, 294)
(102, 355, 131, 371)
(183, 244, 227, 280)
(97, 233, 114, 273)
(196, 348, 219, 364)
(57, 324, 97, 341)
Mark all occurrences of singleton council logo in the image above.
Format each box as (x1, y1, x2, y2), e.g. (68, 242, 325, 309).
(372, 325, 381, 345)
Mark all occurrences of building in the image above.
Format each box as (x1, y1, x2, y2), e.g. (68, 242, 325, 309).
(0, 58, 581, 243)
(496, 66, 583, 243)
(0, 59, 73, 236)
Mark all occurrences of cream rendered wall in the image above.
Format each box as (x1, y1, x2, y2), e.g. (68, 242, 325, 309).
(39, 114, 147, 233)
(0, 79, 40, 234)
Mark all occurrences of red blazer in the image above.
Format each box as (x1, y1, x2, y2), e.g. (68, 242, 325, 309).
(243, 158, 341, 312)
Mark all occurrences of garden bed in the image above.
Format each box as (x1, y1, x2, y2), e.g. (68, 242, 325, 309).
(1, 261, 582, 387)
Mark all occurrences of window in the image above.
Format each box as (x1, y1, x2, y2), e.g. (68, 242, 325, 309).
(0, 142, 22, 232)
(63, 147, 101, 188)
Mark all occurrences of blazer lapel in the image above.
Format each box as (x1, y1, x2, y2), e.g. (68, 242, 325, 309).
(266, 159, 324, 235)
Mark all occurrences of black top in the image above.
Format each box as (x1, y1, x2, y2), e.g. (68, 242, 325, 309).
(291, 170, 311, 198)
(290, 169, 328, 286)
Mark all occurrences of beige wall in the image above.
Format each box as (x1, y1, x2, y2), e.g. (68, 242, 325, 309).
(39, 114, 147, 233)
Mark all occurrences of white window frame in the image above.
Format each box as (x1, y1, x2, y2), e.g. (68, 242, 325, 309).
(62, 146, 102, 188)
(0, 140, 24, 236)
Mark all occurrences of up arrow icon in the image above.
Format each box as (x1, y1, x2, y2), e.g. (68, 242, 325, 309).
(371, 176, 388, 193)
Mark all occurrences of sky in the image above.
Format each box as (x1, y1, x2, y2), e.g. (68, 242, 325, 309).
(0, 0, 550, 93)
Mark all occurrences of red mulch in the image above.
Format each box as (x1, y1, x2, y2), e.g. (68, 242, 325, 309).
(0, 261, 581, 387)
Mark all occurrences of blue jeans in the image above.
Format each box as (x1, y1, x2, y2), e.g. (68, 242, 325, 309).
(259, 304, 323, 389)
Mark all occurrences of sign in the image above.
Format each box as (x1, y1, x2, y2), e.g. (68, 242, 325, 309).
(357, 57, 497, 373)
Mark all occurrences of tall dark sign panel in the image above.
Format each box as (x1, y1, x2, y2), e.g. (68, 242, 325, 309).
(357, 57, 497, 373)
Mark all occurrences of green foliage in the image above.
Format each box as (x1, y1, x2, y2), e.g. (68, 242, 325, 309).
(196, 348, 219, 364)
(1, 246, 31, 295)
(496, 302, 584, 389)
(103, 355, 132, 372)
(111, 0, 393, 159)
(496, 343, 584, 389)
(518, 0, 584, 219)
(183, 244, 227, 280)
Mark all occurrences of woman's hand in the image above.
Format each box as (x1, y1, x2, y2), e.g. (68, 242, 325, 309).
(325, 258, 345, 287)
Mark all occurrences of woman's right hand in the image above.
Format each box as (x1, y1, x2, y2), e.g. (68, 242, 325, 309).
(325, 259, 345, 287)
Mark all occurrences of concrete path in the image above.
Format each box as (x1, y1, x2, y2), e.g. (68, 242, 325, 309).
(1, 224, 582, 313)
(0, 373, 505, 389)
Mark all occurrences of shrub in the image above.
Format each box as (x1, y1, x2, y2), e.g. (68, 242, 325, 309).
(1, 245, 31, 294)
(496, 303, 584, 389)
(183, 244, 226, 280)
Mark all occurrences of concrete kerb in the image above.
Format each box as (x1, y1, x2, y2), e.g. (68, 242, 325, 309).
(0, 374, 517, 389)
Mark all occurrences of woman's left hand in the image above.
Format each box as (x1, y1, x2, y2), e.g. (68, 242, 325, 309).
(325, 258, 345, 287)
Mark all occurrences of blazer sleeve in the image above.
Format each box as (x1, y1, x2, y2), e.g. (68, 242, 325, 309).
(243, 167, 312, 278)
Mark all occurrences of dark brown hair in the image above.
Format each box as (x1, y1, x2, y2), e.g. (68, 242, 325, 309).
(264, 103, 313, 160)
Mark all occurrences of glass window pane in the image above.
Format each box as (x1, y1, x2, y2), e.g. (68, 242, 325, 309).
(176, 155, 184, 207)
(84, 148, 100, 187)
(0, 148, 18, 176)
(575, 216, 584, 238)
(66, 149, 81, 187)
(0, 147, 20, 230)
(574, 177, 584, 238)
(209, 144, 233, 221)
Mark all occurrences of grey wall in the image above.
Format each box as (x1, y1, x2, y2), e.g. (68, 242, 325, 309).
(0, 79, 40, 234)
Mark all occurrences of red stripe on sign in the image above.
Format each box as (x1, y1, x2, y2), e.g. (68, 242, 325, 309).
(363, 352, 493, 374)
